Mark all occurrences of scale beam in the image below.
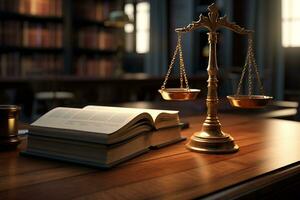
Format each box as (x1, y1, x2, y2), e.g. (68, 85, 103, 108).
(175, 3, 253, 35)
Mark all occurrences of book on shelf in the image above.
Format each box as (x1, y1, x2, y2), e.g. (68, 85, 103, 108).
(0, 21, 62, 48)
(0, 53, 63, 77)
(22, 22, 62, 48)
(22, 106, 185, 168)
(0, 20, 22, 46)
(0, 53, 20, 77)
(78, 28, 118, 50)
(0, 0, 62, 17)
(74, 0, 113, 22)
(76, 56, 117, 78)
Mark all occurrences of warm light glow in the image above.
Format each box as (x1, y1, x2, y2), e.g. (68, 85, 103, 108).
(8, 118, 15, 134)
(136, 2, 150, 53)
(124, 23, 134, 33)
(31, 0, 38, 15)
(124, 3, 134, 21)
(124, 4, 134, 33)
(124, 3, 135, 52)
(282, 0, 300, 47)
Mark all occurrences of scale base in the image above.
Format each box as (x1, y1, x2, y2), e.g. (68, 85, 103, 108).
(186, 131, 239, 154)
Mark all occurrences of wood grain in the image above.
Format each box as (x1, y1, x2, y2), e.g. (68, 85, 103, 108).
(1, 114, 300, 199)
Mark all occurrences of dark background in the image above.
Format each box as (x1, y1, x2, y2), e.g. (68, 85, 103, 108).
(0, 0, 298, 121)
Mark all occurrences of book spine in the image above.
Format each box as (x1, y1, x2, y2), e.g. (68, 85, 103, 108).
(75, 56, 116, 78)
(55, 24, 62, 48)
(23, 21, 29, 47)
(55, 0, 62, 17)
(1, 54, 8, 77)
(0, 21, 2, 46)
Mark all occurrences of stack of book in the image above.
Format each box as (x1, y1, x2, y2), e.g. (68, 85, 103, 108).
(23, 106, 184, 168)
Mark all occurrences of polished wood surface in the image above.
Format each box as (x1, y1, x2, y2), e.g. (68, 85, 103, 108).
(1, 113, 300, 199)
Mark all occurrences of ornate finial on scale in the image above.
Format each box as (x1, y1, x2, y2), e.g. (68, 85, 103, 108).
(175, 3, 253, 34)
(159, 3, 272, 153)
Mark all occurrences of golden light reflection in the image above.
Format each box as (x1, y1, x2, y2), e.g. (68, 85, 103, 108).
(8, 118, 16, 134)
(265, 120, 300, 165)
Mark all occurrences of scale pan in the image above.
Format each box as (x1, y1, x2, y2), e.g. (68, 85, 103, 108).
(227, 95, 273, 109)
(159, 88, 200, 101)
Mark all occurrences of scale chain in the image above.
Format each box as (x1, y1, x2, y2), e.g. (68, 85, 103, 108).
(247, 35, 254, 96)
(181, 62, 190, 90)
(178, 33, 190, 89)
(251, 55, 265, 95)
(236, 54, 248, 95)
(178, 34, 184, 88)
(248, 36, 265, 95)
(250, 35, 265, 95)
(161, 42, 179, 90)
(248, 55, 253, 95)
(236, 33, 265, 96)
(161, 33, 190, 90)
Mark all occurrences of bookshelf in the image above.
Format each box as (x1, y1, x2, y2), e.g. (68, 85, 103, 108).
(73, 0, 123, 78)
(0, 11, 63, 22)
(0, 0, 124, 79)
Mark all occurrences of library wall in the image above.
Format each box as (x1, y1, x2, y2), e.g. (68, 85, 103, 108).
(0, 0, 127, 120)
(0, 0, 123, 78)
(0, 0, 63, 77)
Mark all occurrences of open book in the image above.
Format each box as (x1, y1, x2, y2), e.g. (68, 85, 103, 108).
(23, 106, 184, 168)
(30, 105, 180, 144)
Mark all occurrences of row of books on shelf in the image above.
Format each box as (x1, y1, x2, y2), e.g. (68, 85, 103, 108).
(74, 0, 116, 22)
(0, 53, 63, 77)
(76, 56, 118, 78)
(0, 21, 62, 48)
(0, 0, 62, 17)
(78, 28, 119, 50)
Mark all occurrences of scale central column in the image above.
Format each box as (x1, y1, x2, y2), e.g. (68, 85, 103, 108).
(186, 32, 239, 153)
(203, 32, 222, 136)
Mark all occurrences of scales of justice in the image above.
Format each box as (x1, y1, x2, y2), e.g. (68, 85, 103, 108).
(159, 3, 273, 153)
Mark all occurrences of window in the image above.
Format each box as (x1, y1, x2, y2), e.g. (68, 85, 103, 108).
(124, 3, 135, 52)
(282, 0, 300, 47)
(124, 1, 150, 53)
(136, 2, 150, 53)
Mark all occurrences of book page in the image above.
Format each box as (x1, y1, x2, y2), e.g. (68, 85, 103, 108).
(31, 107, 147, 134)
(83, 106, 178, 122)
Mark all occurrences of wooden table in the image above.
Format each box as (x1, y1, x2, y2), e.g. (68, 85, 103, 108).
(1, 113, 300, 199)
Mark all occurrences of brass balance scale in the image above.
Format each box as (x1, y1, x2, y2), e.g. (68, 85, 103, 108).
(159, 3, 273, 153)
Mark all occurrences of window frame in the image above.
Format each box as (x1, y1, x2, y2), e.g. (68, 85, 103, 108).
(124, 0, 150, 54)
